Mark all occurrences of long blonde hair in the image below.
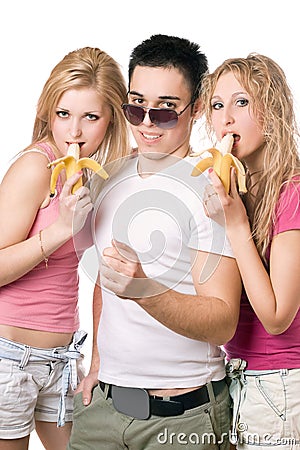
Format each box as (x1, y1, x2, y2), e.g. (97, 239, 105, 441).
(32, 46, 130, 168)
(201, 53, 300, 259)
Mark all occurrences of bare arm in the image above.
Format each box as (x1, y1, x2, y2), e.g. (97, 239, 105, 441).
(137, 251, 241, 345)
(100, 240, 241, 346)
(0, 152, 92, 287)
(77, 275, 102, 405)
(88, 278, 102, 376)
(208, 169, 300, 334)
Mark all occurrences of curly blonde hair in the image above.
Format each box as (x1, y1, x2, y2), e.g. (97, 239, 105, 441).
(201, 53, 300, 259)
(32, 46, 130, 169)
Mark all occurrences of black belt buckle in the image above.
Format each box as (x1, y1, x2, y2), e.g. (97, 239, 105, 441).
(111, 385, 150, 420)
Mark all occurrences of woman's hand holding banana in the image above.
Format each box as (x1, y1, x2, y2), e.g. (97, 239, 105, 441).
(55, 172, 94, 237)
(191, 134, 247, 194)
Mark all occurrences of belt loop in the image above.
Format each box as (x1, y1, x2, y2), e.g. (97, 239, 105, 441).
(19, 345, 31, 370)
(206, 381, 215, 403)
(103, 383, 110, 399)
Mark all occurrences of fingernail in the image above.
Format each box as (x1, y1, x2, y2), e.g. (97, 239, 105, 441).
(83, 398, 89, 405)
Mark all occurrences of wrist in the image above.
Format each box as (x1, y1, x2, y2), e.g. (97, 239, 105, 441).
(227, 222, 251, 242)
(88, 361, 100, 376)
(47, 220, 73, 243)
(38, 230, 49, 268)
(88, 351, 100, 373)
(39, 223, 72, 259)
(135, 279, 166, 305)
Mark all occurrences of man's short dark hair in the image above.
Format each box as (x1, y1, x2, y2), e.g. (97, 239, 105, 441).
(128, 34, 208, 102)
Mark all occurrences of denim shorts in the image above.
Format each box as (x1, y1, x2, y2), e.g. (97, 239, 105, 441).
(0, 333, 86, 439)
(227, 363, 300, 449)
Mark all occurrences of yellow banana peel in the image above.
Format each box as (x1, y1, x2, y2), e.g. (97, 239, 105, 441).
(47, 144, 109, 197)
(190, 134, 247, 193)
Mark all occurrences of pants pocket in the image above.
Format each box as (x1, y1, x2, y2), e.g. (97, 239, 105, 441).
(238, 374, 287, 445)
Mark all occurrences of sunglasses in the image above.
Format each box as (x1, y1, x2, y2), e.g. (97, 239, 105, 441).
(121, 101, 192, 129)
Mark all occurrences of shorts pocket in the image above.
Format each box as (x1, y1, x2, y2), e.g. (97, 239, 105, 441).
(238, 375, 287, 445)
(0, 359, 31, 408)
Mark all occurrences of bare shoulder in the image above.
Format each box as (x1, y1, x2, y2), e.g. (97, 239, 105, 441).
(0, 149, 52, 213)
(1, 150, 50, 193)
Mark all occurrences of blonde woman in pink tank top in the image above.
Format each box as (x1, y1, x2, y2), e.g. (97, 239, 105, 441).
(0, 47, 130, 450)
(202, 54, 300, 449)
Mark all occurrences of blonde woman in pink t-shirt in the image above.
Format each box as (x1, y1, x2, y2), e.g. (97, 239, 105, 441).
(0, 47, 130, 450)
(201, 54, 300, 449)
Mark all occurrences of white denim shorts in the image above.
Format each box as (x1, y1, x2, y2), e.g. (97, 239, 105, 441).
(0, 334, 86, 439)
(228, 365, 300, 449)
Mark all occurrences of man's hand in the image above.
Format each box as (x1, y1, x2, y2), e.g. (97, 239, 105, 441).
(100, 239, 149, 299)
(76, 370, 99, 406)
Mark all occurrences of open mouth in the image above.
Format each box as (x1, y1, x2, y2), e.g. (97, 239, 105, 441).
(67, 142, 85, 150)
(232, 134, 240, 144)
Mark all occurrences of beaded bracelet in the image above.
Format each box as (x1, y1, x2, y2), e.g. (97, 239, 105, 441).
(38, 230, 49, 269)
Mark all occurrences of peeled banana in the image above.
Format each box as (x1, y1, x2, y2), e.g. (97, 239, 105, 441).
(191, 134, 247, 193)
(47, 143, 109, 197)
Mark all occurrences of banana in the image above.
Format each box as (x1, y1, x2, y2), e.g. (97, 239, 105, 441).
(47, 143, 109, 197)
(191, 134, 247, 193)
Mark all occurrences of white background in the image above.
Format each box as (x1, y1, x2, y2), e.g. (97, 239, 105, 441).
(0, 1, 299, 448)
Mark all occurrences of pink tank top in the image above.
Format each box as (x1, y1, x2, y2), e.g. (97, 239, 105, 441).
(225, 178, 300, 369)
(0, 143, 92, 333)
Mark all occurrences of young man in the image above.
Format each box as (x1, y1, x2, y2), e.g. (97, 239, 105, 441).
(68, 34, 241, 450)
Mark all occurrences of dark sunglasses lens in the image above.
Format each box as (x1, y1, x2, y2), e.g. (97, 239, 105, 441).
(149, 109, 178, 129)
(123, 104, 144, 126)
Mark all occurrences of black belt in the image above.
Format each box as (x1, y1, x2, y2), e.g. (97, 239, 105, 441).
(99, 378, 226, 417)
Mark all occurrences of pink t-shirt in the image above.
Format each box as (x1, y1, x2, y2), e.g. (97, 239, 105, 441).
(225, 178, 300, 370)
(0, 143, 92, 333)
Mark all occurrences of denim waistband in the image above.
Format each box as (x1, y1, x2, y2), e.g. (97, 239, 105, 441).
(0, 330, 87, 427)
